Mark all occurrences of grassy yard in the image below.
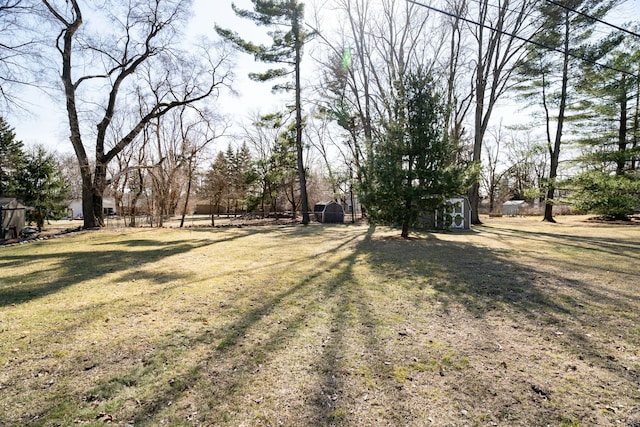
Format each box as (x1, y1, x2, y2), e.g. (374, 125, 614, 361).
(0, 216, 639, 426)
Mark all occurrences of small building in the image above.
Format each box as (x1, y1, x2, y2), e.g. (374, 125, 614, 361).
(445, 197, 472, 229)
(1, 198, 27, 239)
(434, 197, 472, 230)
(502, 200, 527, 216)
(69, 198, 116, 219)
(314, 201, 345, 223)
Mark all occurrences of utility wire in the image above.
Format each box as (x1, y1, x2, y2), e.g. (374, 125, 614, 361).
(468, 0, 626, 40)
(543, 0, 640, 40)
(405, 0, 639, 79)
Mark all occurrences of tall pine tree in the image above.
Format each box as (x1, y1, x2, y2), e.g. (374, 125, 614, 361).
(0, 116, 26, 197)
(568, 33, 640, 218)
(18, 147, 69, 230)
(516, 0, 621, 222)
(216, 0, 311, 223)
(360, 71, 473, 238)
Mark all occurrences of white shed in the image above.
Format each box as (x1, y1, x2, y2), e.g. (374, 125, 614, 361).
(502, 200, 527, 216)
(437, 198, 472, 230)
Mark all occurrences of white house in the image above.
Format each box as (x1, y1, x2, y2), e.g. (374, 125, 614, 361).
(69, 198, 116, 219)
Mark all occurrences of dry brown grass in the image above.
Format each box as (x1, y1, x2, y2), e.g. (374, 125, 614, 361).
(0, 215, 639, 426)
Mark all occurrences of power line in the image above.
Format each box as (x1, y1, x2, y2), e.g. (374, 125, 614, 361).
(405, 0, 639, 79)
(469, 0, 635, 40)
(543, 0, 640, 40)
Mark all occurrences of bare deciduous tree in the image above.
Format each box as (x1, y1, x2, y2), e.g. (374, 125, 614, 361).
(0, 0, 40, 111)
(39, 0, 232, 228)
(466, 0, 537, 224)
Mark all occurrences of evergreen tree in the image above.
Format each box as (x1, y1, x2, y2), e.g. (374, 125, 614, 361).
(359, 71, 474, 238)
(231, 142, 254, 212)
(18, 146, 69, 230)
(568, 171, 639, 219)
(216, 0, 311, 223)
(563, 27, 640, 218)
(199, 151, 231, 225)
(516, 0, 621, 222)
(0, 116, 26, 196)
(571, 33, 639, 175)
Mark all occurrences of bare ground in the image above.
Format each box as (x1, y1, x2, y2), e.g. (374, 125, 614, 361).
(0, 215, 638, 426)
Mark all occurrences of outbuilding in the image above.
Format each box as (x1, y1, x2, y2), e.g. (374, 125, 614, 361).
(432, 197, 472, 230)
(0, 198, 27, 239)
(502, 200, 527, 216)
(313, 201, 345, 223)
(444, 197, 472, 229)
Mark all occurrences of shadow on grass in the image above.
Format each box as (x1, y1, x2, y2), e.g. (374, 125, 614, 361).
(0, 225, 290, 307)
(485, 225, 640, 260)
(365, 228, 639, 382)
(87, 226, 640, 424)
(90, 225, 583, 425)
(5, 223, 638, 426)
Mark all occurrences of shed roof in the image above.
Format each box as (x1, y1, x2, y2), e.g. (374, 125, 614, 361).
(0, 198, 27, 209)
(503, 200, 527, 206)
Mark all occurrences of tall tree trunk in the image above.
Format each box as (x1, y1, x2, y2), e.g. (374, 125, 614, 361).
(617, 74, 627, 175)
(128, 169, 144, 227)
(293, 9, 310, 225)
(633, 67, 639, 171)
(180, 153, 195, 228)
(469, 12, 485, 225)
(51, 0, 99, 229)
(91, 160, 107, 227)
(543, 11, 570, 223)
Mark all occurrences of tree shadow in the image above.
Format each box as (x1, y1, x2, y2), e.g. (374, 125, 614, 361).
(483, 225, 640, 261)
(0, 225, 312, 307)
(0, 240, 212, 307)
(3, 223, 638, 426)
(358, 227, 639, 422)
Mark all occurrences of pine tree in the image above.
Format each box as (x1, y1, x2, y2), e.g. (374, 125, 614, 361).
(516, 0, 621, 222)
(199, 151, 231, 225)
(18, 147, 69, 230)
(0, 116, 26, 197)
(359, 71, 474, 238)
(216, 0, 311, 223)
(568, 35, 640, 218)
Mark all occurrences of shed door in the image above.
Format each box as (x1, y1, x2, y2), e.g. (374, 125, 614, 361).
(449, 199, 465, 229)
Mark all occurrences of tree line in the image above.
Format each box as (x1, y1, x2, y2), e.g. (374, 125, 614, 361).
(0, 0, 638, 236)
(0, 117, 68, 230)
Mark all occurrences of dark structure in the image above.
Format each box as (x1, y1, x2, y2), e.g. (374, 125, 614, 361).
(314, 201, 345, 223)
(1, 198, 27, 239)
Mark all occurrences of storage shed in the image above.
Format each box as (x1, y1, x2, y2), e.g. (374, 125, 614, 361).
(433, 197, 472, 230)
(314, 201, 345, 223)
(445, 197, 471, 229)
(1, 198, 27, 239)
(502, 200, 527, 216)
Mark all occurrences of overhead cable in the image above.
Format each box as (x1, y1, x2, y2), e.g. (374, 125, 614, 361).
(543, 0, 640, 40)
(405, 0, 639, 79)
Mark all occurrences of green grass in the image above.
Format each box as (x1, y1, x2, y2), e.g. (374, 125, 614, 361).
(0, 216, 639, 426)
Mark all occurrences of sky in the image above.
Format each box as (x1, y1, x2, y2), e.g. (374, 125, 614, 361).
(6, 0, 640, 155)
(8, 0, 288, 154)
